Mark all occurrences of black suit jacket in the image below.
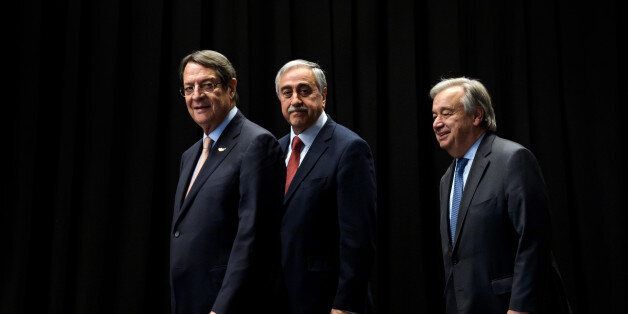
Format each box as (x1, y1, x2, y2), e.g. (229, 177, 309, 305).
(279, 117, 376, 314)
(440, 132, 570, 313)
(170, 111, 284, 314)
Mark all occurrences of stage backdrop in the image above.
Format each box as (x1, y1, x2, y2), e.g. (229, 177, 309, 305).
(4, 0, 624, 313)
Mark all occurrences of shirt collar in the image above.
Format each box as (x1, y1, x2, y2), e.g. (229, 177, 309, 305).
(290, 111, 327, 147)
(204, 106, 238, 143)
(462, 131, 486, 161)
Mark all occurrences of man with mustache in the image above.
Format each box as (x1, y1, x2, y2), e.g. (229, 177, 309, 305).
(170, 50, 284, 314)
(275, 59, 377, 314)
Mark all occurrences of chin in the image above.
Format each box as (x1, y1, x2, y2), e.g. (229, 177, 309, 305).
(290, 119, 307, 129)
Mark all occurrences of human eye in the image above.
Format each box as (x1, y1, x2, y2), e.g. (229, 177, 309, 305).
(297, 85, 312, 97)
(183, 86, 194, 95)
(201, 82, 216, 92)
(281, 89, 292, 99)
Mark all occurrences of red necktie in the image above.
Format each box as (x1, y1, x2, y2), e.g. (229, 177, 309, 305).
(285, 136, 304, 194)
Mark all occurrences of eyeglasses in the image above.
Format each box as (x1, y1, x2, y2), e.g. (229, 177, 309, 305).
(180, 82, 222, 97)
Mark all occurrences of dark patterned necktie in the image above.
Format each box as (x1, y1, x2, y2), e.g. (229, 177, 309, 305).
(450, 157, 468, 245)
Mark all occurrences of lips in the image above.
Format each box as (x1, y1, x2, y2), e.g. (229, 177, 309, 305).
(435, 131, 449, 141)
(193, 104, 211, 112)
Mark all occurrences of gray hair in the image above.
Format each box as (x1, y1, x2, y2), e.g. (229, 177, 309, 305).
(275, 59, 327, 95)
(429, 77, 497, 131)
(179, 50, 238, 104)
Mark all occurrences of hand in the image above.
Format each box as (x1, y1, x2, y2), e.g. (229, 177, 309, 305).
(507, 310, 530, 314)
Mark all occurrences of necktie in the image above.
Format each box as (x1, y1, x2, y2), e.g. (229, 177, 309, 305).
(186, 137, 211, 197)
(450, 157, 469, 245)
(285, 136, 304, 194)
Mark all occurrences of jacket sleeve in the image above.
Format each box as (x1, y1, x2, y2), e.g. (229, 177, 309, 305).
(212, 133, 285, 314)
(506, 148, 551, 312)
(333, 138, 377, 311)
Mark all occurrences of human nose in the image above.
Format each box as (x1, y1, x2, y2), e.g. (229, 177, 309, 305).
(289, 91, 303, 105)
(433, 115, 444, 129)
(191, 86, 206, 99)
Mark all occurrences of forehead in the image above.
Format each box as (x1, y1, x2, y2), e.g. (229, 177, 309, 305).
(433, 86, 464, 109)
(279, 67, 316, 87)
(183, 63, 219, 82)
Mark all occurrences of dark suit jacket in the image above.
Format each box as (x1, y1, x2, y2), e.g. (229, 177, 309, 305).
(279, 116, 376, 314)
(440, 132, 570, 313)
(170, 111, 284, 314)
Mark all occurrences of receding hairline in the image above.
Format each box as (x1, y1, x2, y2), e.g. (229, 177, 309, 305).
(275, 59, 327, 95)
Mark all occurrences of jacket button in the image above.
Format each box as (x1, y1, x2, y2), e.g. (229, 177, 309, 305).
(451, 257, 459, 265)
(174, 231, 180, 238)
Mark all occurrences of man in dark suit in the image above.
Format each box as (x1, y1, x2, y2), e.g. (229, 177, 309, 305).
(170, 50, 284, 314)
(275, 59, 376, 314)
(430, 77, 570, 314)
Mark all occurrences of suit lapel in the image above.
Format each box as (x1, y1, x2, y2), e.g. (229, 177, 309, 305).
(441, 162, 455, 249)
(175, 140, 202, 212)
(452, 133, 494, 251)
(279, 136, 290, 160)
(173, 112, 244, 228)
(283, 118, 335, 203)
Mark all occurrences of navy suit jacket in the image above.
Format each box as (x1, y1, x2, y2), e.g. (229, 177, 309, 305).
(279, 117, 376, 314)
(440, 132, 570, 313)
(170, 111, 284, 314)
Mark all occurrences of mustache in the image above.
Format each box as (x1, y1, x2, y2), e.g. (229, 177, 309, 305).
(288, 106, 308, 113)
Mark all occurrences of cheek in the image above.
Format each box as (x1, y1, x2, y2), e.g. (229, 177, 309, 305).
(303, 100, 319, 112)
(280, 101, 289, 112)
(216, 94, 230, 107)
(448, 124, 457, 135)
(280, 102, 291, 118)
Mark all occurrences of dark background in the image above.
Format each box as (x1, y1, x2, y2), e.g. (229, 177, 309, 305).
(4, 0, 624, 313)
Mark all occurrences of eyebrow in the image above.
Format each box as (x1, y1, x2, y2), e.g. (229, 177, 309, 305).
(184, 77, 220, 85)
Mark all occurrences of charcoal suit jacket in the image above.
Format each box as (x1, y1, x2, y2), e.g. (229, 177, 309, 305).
(440, 132, 570, 313)
(279, 116, 376, 314)
(170, 111, 284, 314)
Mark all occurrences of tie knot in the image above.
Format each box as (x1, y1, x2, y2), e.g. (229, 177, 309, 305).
(291, 136, 303, 152)
(456, 158, 468, 174)
(203, 137, 211, 150)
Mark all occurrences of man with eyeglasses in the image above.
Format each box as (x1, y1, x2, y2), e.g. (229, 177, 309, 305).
(170, 50, 284, 314)
(275, 59, 376, 314)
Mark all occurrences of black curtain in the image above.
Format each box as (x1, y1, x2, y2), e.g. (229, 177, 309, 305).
(4, 0, 624, 313)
